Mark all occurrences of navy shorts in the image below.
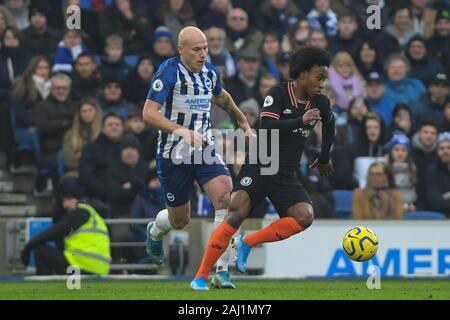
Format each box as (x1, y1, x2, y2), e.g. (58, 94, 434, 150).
(157, 155, 230, 207)
(234, 164, 312, 217)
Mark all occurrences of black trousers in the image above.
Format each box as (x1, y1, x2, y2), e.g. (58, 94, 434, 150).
(35, 244, 70, 275)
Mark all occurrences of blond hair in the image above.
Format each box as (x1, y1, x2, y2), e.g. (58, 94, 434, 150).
(70, 98, 103, 152)
(105, 34, 123, 48)
(331, 51, 362, 79)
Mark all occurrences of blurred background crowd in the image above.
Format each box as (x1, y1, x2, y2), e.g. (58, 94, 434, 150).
(0, 0, 449, 235)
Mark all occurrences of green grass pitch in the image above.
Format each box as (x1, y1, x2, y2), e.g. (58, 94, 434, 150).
(0, 279, 449, 300)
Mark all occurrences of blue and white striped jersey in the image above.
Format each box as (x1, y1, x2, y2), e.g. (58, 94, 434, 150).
(147, 56, 223, 159)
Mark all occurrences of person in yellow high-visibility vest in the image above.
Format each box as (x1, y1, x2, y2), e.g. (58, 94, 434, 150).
(21, 178, 111, 275)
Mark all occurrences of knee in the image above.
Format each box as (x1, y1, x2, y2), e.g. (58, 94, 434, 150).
(215, 190, 231, 210)
(171, 215, 190, 230)
(293, 206, 314, 229)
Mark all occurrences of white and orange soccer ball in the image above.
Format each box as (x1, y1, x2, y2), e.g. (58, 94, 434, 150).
(342, 226, 379, 262)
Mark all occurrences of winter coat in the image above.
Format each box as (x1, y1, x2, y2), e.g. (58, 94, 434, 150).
(383, 78, 426, 106)
(352, 188, 403, 219)
(98, 57, 131, 84)
(411, 132, 438, 209)
(79, 133, 122, 200)
(70, 71, 102, 102)
(22, 25, 61, 58)
(0, 47, 31, 100)
(35, 96, 76, 155)
(425, 160, 450, 216)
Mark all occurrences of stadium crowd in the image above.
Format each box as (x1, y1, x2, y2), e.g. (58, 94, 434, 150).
(0, 0, 450, 240)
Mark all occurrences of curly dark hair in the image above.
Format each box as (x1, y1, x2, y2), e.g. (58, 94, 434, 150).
(289, 45, 331, 80)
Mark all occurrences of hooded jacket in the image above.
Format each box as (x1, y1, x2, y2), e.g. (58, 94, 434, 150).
(406, 36, 446, 87)
(107, 134, 148, 217)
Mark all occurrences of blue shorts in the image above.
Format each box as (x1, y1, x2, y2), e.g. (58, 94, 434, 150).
(157, 155, 230, 207)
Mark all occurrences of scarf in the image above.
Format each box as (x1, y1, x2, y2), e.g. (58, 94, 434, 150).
(411, 132, 437, 154)
(329, 67, 364, 109)
(32, 74, 51, 100)
(392, 161, 417, 204)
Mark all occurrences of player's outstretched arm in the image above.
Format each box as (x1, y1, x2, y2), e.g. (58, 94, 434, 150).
(212, 89, 252, 133)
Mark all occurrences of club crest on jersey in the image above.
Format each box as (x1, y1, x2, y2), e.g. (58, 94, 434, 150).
(205, 77, 212, 90)
(152, 79, 164, 92)
(240, 177, 253, 186)
(263, 95, 274, 108)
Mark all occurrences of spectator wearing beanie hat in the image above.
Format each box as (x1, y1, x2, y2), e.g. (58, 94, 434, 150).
(405, 35, 445, 87)
(20, 175, 112, 276)
(106, 134, 148, 262)
(427, 5, 450, 75)
(106, 134, 148, 218)
(411, 73, 450, 127)
(22, 5, 61, 58)
(150, 26, 176, 70)
(424, 131, 450, 216)
(386, 134, 418, 213)
(99, 76, 135, 119)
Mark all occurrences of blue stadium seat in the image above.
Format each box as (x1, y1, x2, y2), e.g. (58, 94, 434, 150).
(332, 190, 353, 218)
(9, 105, 41, 163)
(56, 149, 66, 178)
(124, 55, 138, 68)
(94, 55, 101, 66)
(403, 211, 446, 220)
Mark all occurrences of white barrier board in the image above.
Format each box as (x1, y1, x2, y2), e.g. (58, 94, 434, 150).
(262, 220, 450, 277)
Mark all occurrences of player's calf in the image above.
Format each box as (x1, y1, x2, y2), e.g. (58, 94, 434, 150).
(287, 202, 314, 230)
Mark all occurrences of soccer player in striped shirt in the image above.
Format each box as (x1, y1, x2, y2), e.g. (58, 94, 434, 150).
(143, 26, 252, 289)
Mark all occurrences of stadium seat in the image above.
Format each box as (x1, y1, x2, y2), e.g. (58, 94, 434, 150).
(56, 149, 66, 178)
(94, 55, 101, 66)
(9, 105, 41, 163)
(332, 190, 353, 218)
(403, 211, 446, 220)
(124, 55, 138, 68)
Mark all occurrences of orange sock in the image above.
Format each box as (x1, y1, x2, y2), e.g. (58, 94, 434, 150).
(244, 217, 304, 247)
(195, 221, 237, 280)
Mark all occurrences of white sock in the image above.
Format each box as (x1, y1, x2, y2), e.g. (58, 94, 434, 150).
(150, 209, 174, 241)
(214, 209, 231, 273)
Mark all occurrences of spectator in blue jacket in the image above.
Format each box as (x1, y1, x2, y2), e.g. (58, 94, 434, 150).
(366, 72, 396, 128)
(383, 54, 426, 106)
